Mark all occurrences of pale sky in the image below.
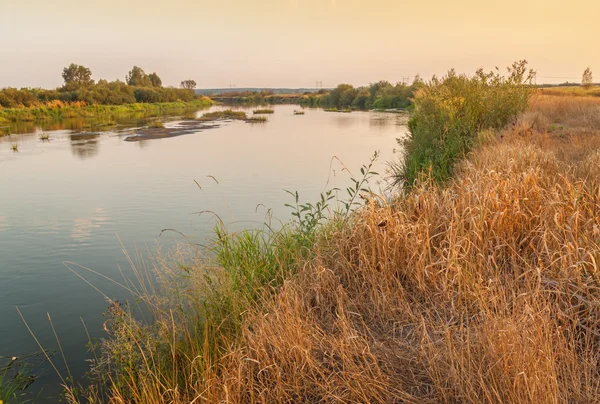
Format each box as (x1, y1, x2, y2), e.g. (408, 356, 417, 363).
(1, 0, 598, 89)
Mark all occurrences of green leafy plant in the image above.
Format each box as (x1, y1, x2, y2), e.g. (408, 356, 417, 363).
(284, 189, 336, 245)
(395, 60, 535, 187)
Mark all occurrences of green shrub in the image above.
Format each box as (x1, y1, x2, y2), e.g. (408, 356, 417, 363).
(396, 61, 535, 187)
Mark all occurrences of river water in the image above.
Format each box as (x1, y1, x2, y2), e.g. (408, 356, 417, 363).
(0, 104, 407, 400)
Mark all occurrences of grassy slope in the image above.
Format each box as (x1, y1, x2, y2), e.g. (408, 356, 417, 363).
(0, 98, 213, 124)
(72, 93, 600, 403)
(202, 94, 600, 403)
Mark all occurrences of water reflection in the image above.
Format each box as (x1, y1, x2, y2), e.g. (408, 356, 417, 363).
(332, 115, 356, 128)
(0, 216, 7, 232)
(71, 207, 108, 242)
(369, 112, 409, 131)
(70, 133, 100, 160)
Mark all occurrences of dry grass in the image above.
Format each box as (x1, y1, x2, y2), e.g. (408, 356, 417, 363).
(538, 86, 600, 98)
(206, 129, 600, 403)
(523, 94, 600, 134)
(77, 93, 600, 403)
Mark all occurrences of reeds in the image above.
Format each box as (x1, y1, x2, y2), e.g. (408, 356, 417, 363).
(39, 133, 50, 140)
(245, 116, 268, 123)
(252, 108, 274, 114)
(293, 110, 305, 115)
(10, 143, 18, 152)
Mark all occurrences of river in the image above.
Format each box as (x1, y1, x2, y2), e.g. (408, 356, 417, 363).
(0, 104, 407, 401)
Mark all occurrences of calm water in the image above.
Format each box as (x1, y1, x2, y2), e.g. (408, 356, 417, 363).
(0, 104, 407, 400)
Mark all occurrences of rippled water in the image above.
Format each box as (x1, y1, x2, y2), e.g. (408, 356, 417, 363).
(0, 104, 407, 400)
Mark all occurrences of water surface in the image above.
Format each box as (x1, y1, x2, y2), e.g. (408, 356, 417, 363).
(0, 104, 407, 400)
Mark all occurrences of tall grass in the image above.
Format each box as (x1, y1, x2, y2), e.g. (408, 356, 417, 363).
(70, 71, 600, 403)
(396, 61, 535, 187)
(69, 157, 379, 403)
(192, 102, 600, 402)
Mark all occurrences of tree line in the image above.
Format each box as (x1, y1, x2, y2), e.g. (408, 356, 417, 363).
(298, 79, 424, 109)
(0, 64, 200, 108)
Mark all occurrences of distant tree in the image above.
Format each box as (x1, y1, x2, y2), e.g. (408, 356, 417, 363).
(582, 67, 593, 88)
(62, 63, 94, 87)
(180, 80, 197, 90)
(148, 72, 162, 87)
(412, 74, 425, 87)
(126, 66, 152, 86)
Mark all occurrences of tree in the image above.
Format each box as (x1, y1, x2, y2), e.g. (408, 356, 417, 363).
(126, 66, 152, 87)
(180, 80, 197, 90)
(148, 72, 162, 87)
(582, 67, 593, 89)
(62, 63, 94, 87)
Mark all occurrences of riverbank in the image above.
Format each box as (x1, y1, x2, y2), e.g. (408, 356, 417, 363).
(35, 66, 600, 402)
(0, 98, 213, 128)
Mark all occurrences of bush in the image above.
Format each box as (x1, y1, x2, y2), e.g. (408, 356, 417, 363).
(396, 61, 535, 187)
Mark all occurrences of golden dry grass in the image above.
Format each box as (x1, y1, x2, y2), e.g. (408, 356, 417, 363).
(203, 133, 600, 403)
(538, 86, 600, 98)
(78, 93, 600, 403)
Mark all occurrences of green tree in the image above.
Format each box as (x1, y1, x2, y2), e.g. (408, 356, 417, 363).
(582, 67, 593, 89)
(148, 72, 162, 87)
(62, 63, 94, 87)
(180, 80, 197, 89)
(126, 66, 152, 86)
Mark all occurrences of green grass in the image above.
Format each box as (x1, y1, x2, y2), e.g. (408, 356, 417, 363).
(0, 99, 213, 123)
(252, 109, 274, 114)
(1, 356, 35, 403)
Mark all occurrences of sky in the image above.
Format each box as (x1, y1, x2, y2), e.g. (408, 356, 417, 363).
(1, 0, 598, 89)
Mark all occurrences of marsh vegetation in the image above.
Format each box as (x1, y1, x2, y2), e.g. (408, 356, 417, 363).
(252, 108, 274, 114)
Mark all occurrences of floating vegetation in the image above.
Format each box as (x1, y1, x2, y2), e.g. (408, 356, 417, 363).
(39, 133, 50, 140)
(253, 109, 274, 114)
(245, 116, 268, 123)
(323, 107, 352, 113)
(293, 110, 305, 115)
(10, 143, 18, 152)
(148, 121, 165, 129)
(198, 110, 247, 121)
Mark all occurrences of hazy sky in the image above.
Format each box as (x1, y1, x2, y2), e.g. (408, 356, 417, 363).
(1, 0, 598, 88)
